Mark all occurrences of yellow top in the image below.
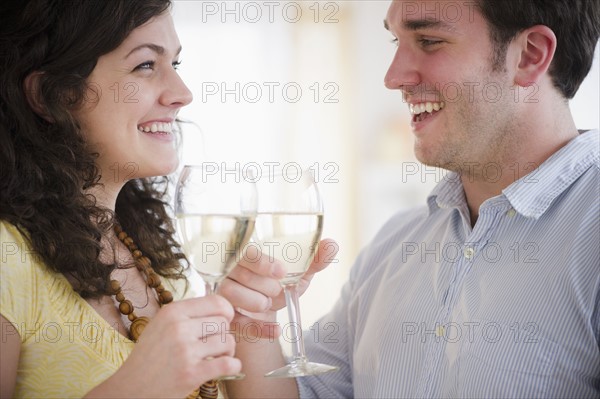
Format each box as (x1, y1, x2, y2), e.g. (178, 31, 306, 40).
(0, 221, 196, 398)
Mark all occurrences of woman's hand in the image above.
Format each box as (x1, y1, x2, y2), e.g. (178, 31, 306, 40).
(219, 239, 339, 341)
(85, 295, 240, 398)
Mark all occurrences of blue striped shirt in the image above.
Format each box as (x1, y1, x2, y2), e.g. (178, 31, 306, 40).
(299, 130, 600, 398)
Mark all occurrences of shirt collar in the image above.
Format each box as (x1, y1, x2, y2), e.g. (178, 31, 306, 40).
(503, 129, 599, 219)
(427, 171, 465, 214)
(427, 130, 599, 218)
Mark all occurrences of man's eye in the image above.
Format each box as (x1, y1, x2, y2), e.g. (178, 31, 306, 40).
(419, 38, 442, 47)
(390, 37, 399, 46)
(172, 60, 182, 70)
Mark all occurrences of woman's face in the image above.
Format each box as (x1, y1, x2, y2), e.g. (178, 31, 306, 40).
(73, 11, 193, 184)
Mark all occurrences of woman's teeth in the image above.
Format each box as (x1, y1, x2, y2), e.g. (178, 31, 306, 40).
(137, 122, 173, 134)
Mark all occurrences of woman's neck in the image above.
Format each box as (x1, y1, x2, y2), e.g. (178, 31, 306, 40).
(85, 181, 125, 212)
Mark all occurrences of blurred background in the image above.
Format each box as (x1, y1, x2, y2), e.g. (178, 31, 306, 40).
(171, 0, 600, 326)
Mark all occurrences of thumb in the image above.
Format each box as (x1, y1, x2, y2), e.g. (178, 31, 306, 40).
(304, 238, 338, 282)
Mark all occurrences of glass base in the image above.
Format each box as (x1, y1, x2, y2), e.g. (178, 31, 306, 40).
(265, 362, 338, 378)
(218, 373, 245, 381)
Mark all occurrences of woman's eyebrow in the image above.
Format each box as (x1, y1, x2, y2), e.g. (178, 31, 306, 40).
(124, 43, 182, 59)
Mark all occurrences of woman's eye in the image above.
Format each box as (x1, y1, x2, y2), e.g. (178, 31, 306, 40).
(172, 60, 182, 70)
(390, 37, 399, 46)
(134, 61, 155, 71)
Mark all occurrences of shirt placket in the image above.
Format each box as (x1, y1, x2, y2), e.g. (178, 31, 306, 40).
(416, 206, 504, 397)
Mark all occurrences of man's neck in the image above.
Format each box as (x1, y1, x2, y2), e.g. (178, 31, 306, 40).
(462, 107, 579, 227)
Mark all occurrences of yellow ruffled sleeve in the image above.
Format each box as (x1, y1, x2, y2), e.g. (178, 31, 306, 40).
(0, 221, 37, 339)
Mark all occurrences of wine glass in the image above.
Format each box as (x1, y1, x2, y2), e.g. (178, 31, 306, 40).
(175, 164, 256, 380)
(253, 167, 338, 378)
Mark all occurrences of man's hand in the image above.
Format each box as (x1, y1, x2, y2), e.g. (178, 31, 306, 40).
(219, 239, 339, 340)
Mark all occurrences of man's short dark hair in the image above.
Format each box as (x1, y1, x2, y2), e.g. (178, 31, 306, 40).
(477, 0, 600, 99)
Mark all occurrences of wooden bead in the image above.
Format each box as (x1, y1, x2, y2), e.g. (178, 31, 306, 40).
(110, 280, 121, 294)
(132, 250, 143, 259)
(123, 237, 134, 247)
(115, 292, 125, 302)
(147, 273, 161, 288)
(130, 316, 150, 341)
(159, 291, 173, 304)
(119, 300, 134, 315)
(118, 231, 127, 241)
(156, 284, 164, 293)
(137, 257, 152, 270)
(128, 313, 136, 321)
(199, 380, 219, 399)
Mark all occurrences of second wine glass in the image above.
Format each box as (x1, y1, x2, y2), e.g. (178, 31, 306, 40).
(253, 167, 338, 378)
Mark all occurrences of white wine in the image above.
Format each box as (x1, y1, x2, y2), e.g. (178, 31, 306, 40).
(177, 214, 255, 284)
(254, 213, 323, 285)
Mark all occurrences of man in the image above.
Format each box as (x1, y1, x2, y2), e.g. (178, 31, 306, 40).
(222, 0, 600, 397)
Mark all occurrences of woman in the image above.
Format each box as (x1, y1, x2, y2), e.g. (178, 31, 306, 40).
(0, 1, 241, 397)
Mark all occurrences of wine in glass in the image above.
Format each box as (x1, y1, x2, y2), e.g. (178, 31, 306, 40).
(175, 164, 256, 379)
(253, 167, 338, 378)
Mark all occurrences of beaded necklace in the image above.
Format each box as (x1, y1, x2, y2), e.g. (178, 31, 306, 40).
(113, 225, 219, 399)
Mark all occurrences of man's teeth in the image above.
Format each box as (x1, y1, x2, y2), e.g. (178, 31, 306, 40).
(409, 101, 445, 116)
(137, 122, 173, 133)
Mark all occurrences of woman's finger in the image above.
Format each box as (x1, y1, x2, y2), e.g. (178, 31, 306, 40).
(196, 356, 242, 384)
(157, 295, 235, 322)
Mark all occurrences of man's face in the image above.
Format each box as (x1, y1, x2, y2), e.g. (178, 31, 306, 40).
(384, 0, 519, 174)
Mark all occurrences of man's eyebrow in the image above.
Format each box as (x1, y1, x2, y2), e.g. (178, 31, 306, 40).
(404, 19, 454, 31)
(383, 18, 456, 33)
(124, 44, 182, 59)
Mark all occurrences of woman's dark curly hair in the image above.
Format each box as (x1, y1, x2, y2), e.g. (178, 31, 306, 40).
(0, 0, 189, 297)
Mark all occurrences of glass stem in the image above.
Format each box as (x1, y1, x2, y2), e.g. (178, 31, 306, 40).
(283, 283, 307, 366)
(205, 281, 218, 296)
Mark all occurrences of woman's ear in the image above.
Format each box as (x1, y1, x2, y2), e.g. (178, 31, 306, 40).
(23, 71, 54, 122)
(512, 25, 557, 88)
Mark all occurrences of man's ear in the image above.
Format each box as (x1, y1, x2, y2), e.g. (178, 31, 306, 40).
(23, 71, 54, 122)
(512, 25, 557, 88)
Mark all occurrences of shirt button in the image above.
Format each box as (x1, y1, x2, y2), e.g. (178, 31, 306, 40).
(436, 325, 445, 337)
(464, 247, 475, 259)
(507, 209, 517, 217)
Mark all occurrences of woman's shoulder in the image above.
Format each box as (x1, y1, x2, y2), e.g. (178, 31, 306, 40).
(0, 220, 36, 277)
(1, 221, 78, 286)
(1, 219, 24, 242)
(0, 220, 60, 325)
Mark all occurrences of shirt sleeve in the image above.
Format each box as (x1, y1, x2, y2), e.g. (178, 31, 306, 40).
(296, 279, 355, 398)
(0, 222, 35, 340)
(296, 248, 376, 398)
(296, 208, 422, 398)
